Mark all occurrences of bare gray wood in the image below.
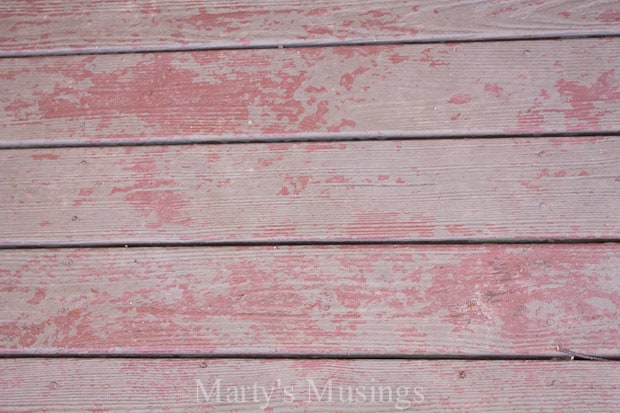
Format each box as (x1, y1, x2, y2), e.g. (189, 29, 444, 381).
(1, 138, 618, 245)
(1, 358, 618, 411)
(2, 38, 619, 146)
(1, 245, 618, 356)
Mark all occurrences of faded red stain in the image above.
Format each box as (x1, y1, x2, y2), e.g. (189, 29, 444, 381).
(420, 48, 448, 68)
(488, 6, 517, 16)
(558, 11, 570, 19)
(281, 175, 311, 196)
(333, 286, 365, 309)
(514, 108, 545, 133)
(555, 70, 620, 130)
(4, 98, 33, 115)
(125, 191, 191, 229)
(377, 175, 390, 181)
(389, 53, 408, 64)
(326, 118, 356, 132)
(445, 224, 475, 237)
(40, 221, 51, 227)
(520, 180, 541, 191)
(73, 186, 97, 207)
(304, 26, 334, 36)
(304, 142, 347, 152)
(78, 188, 94, 197)
(182, 9, 271, 33)
(299, 99, 329, 130)
(26, 288, 46, 305)
(358, 11, 419, 37)
(32, 49, 350, 138)
(598, 9, 620, 23)
(139, 3, 161, 15)
(3, 244, 620, 353)
(420, 245, 617, 341)
(325, 175, 349, 184)
(448, 94, 471, 105)
(257, 152, 285, 170)
(253, 225, 300, 240)
(305, 8, 330, 17)
(111, 174, 191, 228)
(31, 153, 59, 160)
(304, 85, 326, 93)
(345, 212, 436, 239)
(510, 88, 552, 133)
(339, 67, 369, 91)
(484, 83, 503, 97)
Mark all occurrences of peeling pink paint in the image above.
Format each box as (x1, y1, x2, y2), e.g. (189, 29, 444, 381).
(484, 83, 503, 97)
(31, 154, 59, 160)
(488, 6, 517, 16)
(389, 53, 408, 64)
(448, 94, 471, 105)
(325, 175, 349, 184)
(420, 47, 448, 67)
(339, 67, 369, 91)
(598, 9, 620, 23)
(555, 70, 620, 130)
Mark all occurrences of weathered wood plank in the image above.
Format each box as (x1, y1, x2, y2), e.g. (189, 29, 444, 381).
(2, 38, 619, 146)
(1, 0, 620, 56)
(1, 358, 618, 411)
(1, 138, 618, 245)
(1, 244, 618, 356)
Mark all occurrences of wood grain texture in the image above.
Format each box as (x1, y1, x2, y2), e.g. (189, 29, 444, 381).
(1, 244, 618, 356)
(1, 358, 619, 411)
(1, 138, 618, 245)
(1, 0, 620, 56)
(2, 38, 620, 146)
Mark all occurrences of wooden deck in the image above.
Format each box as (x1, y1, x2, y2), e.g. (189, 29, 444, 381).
(1, 1, 619, 411)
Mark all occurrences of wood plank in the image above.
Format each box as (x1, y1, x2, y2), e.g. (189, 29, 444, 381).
(1, 358, 618, 411)
(2, 38, 620, 146)
(1, 0, 620, 56)
(1, 244, 618, 356)
(1, 138, 618, 245)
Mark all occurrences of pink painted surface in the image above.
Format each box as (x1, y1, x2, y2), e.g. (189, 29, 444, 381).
(1, 245, 618, 356)
(1, 0, 619, 56)
(1, 39, 619, 146)
(1, 138, 618, 245)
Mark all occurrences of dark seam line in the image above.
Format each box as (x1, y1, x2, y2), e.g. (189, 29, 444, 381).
(1, 32, 620, 59)
(0, 353, 617, 361)
(1, 130, 619, 151)
(0, 239, 618, 251)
